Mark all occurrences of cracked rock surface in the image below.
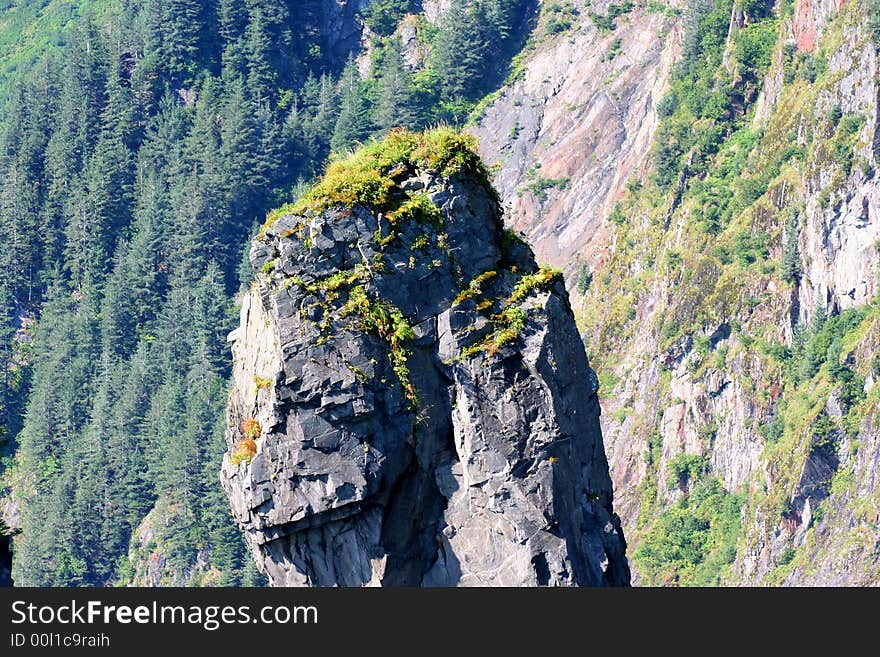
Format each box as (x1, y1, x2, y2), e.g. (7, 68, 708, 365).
(221, 163, 629, 587)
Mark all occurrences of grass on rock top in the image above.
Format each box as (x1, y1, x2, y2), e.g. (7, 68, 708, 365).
(262, 127, 495, 233)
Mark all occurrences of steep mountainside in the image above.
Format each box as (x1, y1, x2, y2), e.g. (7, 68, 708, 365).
(473, 0, 681, 283)
(221, 130, 629, 586)
(597, 0, 880, 586)
(3, 0, 879, 588)
(476, 0, 880, 585)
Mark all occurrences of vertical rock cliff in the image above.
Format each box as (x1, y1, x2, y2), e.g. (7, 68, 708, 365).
(472, 0, 681, 283)
(220, 129, 629, 586)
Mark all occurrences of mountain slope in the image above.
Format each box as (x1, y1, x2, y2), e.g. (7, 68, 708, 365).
(0, 0, 112, 100)
(473, 0, 681, 283)
(476, 0, 880, 585)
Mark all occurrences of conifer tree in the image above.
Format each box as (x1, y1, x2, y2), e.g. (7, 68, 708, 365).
(158, 0, 206, 82)
(245, 5, 277, 101)
(300, 73, 337, 169)
(432, 0, 487, 102)
(331, 58, 372, 153)
(373, 40, 420, 133)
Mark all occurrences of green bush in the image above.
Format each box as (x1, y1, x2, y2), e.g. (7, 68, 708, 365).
(830, 113, 866, 175)
(731, 230, 769, 266)
(759, 415, 785, 443)
(606, 38, 622, 60)
(608, 202, 626, 225)
(667, 453, 708, 490)
(734, 20, 778, 77)
(522, 175, 570, 202)
(362, 0, 417, 36)
(544, 1, 579, 35)
(576, 263, 593, 295)
(634, 477, 743, 586)
(778, 546, 796, 566)
(656, 92, 678, 118)
(828, 104, 843, 127)
(784, 308, 868, 389)
(588, 1, 632, 33)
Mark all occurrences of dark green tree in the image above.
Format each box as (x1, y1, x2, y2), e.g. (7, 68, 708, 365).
(431, 0, 488, 102)
(373, 40, 420, 133)
(331, 58, 372, 153)
(781, 215, 803, 284)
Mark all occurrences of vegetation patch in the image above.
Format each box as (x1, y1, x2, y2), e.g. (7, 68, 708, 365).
(360, 0, 419, 36)
(461, 306, 527, 359)
(453, 270, 499, 306)
(521, 175, 570, 202)
(253, 376, 273, 391)
(241, 418, 262, 440)
(459, 266, 564, 359)
(509, 266, 564, 304)
(666, 453, 709, 490)
(230, 438, 258, 466)
(634, 477, 744, 586)
(290, 268, 368, 299)
(543, 1, 580, 35)
(588, 1, 633, 34)
(387, 193, 443, 229)
(281, 128, 493, 220)
(230, 418, 262, 466)
(342, 285, 418, 408)
(652, 0, 776, 190)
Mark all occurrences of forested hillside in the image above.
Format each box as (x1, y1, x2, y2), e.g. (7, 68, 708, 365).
(0, 1, 114, 101)
(0, 0, 537, 586)
(571, 0, 880, 584)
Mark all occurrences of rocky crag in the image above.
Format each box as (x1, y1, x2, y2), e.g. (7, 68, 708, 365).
(220, 129, 629, 587)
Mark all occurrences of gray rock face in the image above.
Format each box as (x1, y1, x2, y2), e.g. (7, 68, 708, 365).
(0, 530, 11, 586)
(221, 165, 629, 587)
(319, 0, 371, 71)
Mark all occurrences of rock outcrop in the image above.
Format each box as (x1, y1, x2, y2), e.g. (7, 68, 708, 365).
(320, 0, 372, 70)
(793, 0, 846, 53)
(220, 130, 629, 587)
